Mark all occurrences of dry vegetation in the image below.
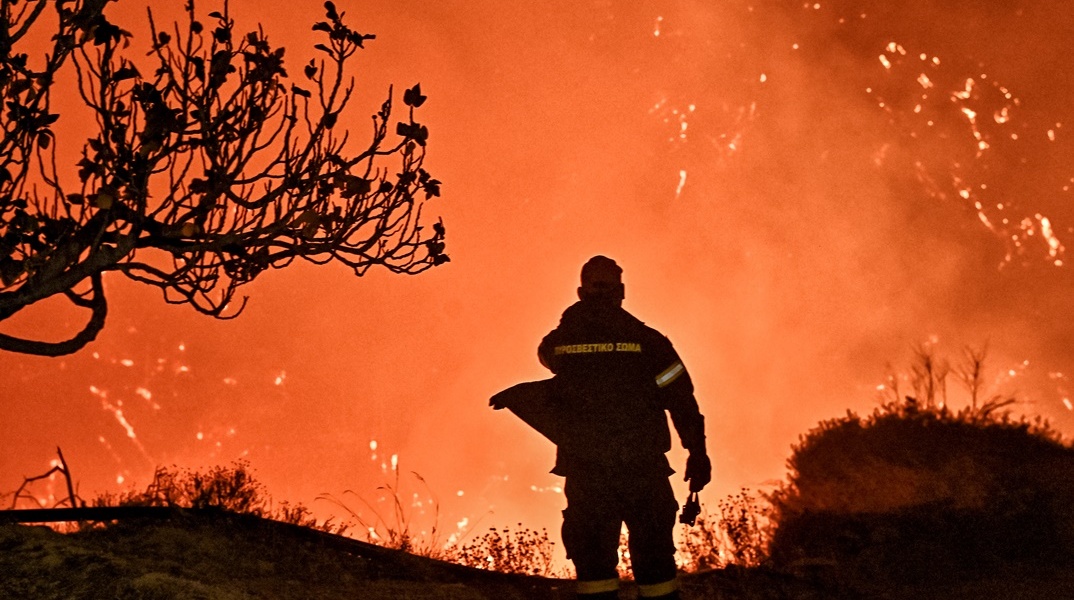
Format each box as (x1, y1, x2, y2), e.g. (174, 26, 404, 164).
(765, 347, 1074, 596)
(452, 525, 557, 577)
(677, 490, 769, 573)
(8, 348, 1074, 598)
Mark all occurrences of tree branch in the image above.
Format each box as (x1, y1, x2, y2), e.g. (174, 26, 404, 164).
(0, 272, 107, 356)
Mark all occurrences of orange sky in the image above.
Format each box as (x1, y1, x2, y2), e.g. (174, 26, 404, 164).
(3, 0, 1074, 552)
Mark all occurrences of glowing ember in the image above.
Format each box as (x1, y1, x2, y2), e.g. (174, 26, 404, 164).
(1, 0, 1073, 557)
(675, 170, 688, 199)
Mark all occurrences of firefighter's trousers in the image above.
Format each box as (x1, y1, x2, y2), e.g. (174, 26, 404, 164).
(562, 471, 680, 598)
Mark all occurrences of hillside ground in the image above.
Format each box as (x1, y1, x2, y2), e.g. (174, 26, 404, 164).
(4, 511, 1074, 599)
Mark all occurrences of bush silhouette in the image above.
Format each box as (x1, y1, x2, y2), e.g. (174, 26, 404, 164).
(767, 397, 1074, 580)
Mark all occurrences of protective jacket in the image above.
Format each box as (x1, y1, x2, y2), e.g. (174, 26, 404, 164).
(538, 299, 706, 477)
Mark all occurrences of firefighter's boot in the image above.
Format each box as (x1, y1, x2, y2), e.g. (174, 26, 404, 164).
(576, 591, 618, 600)
(638, 582, 680, 600)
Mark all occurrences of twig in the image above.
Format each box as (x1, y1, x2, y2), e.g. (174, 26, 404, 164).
(9, 446, 82, 510)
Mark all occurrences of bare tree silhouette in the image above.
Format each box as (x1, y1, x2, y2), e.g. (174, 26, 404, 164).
(0, 0, 447, 356)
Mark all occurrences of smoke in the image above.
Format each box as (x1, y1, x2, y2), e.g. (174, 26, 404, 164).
(2, 0, 1073, 559)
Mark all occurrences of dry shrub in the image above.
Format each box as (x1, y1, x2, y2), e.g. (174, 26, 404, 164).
(92, 461, 344, 534)
(677, 489, 770, 572)
(768, 391, 1074, 579)
(448, 524, 556, 576)
(275, 500, 350, 535)
(761, 347, 1074, 584)
(92, 461, 266, 514)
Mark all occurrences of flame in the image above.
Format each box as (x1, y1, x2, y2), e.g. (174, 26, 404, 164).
(3, 0, 1074, 562)
(529, 484, 564, 494)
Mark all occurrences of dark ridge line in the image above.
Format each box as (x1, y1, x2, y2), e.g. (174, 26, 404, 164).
(0, 505, 576, 595)
(0, 505, 179, 523)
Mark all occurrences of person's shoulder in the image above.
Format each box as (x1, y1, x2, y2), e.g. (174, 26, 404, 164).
(548, 302, 584, 333)
(560, 301, 586, 321)
(620, 308, 670, 342)
(542, 302, 587, 341)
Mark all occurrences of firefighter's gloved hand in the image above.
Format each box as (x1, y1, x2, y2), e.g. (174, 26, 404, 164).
(684, 453, 711, 492)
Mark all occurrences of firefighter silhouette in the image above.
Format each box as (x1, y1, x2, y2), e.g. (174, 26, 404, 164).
(491, 256, 710, 600)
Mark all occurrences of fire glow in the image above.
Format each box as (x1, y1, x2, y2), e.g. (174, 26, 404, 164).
(2, 0, 1073, 562)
